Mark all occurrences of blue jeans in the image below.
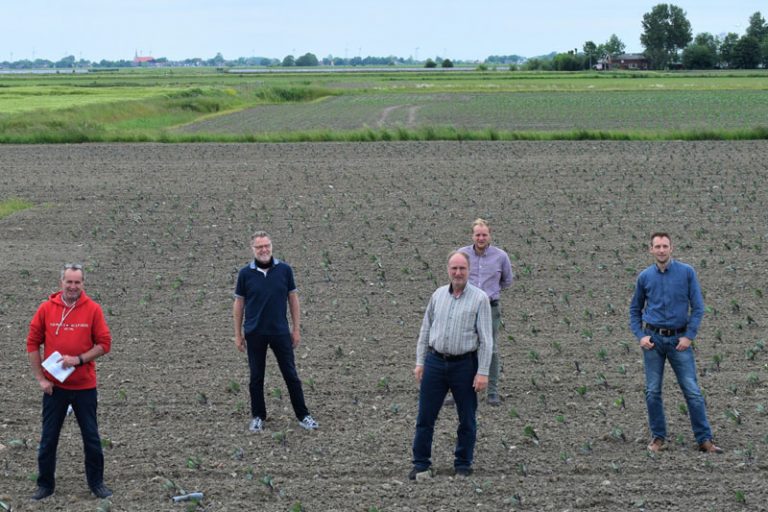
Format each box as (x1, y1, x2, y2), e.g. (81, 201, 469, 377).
(245, 333, 310, 421)
(38, 387, 105, 491)
(643, 331, 713, 444)
(412, 350, 478, 471)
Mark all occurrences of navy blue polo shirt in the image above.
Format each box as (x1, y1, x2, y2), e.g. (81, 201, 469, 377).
(234, 258, 297, 335)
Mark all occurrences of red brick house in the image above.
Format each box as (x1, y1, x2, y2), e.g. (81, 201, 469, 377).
(133, 54, 155, 66)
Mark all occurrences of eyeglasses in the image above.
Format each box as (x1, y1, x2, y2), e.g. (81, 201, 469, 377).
(63, 263, 83, 270)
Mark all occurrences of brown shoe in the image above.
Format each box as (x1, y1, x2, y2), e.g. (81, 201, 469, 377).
(647, 437, 665, 453)
(698, 440, 724, 454)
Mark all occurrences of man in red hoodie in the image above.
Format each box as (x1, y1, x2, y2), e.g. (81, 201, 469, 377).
(27, 263, 113, 500)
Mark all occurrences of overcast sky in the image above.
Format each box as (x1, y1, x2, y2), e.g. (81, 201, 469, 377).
(2, 1, 763, 62)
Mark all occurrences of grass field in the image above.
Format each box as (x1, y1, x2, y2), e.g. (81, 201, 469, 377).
(1, 68, 768, 142)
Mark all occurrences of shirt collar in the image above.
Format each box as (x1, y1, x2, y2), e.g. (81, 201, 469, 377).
(448, 283, 466, 298)
(249, 257, 281, 270)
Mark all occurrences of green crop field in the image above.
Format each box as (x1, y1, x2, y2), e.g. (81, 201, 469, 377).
(178, 90, 768, 134)
(1, 68, 767, 142)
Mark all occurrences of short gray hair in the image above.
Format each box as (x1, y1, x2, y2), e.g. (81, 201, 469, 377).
(250, 231, 271, 243)
(61, 263, 85, 281)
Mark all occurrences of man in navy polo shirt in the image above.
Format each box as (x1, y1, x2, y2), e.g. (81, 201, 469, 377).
(630, 232, 721, 454)
(233, 231, 318, 433)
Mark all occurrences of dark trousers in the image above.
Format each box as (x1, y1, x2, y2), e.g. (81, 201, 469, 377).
(38, 387, 105, 491)
(412, 350, 478, 471)
(245, 332, 310, 421)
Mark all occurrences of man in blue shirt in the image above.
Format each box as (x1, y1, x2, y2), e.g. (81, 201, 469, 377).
(233, 231, 318, 433)
(629, 232, 722, 454)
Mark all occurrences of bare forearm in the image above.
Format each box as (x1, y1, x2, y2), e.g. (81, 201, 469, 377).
(233, 299, 244, 337)
(28, 350, 46, 381)
(288, 293, 301, 333)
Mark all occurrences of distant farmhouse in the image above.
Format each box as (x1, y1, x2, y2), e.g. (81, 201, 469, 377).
(597, 53, 649, 71)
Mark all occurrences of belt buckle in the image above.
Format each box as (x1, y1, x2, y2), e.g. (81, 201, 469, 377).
(659, 328, 673, 336)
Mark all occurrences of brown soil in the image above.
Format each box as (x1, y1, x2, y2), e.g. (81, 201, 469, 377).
(1, 142, 767, 511)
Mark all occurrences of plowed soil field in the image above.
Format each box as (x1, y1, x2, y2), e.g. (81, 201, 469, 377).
(1, 142, 767, 511)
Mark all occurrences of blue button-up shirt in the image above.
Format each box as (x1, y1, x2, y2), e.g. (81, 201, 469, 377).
(629, 259, 705, 340)
(458, 244, 514, 301)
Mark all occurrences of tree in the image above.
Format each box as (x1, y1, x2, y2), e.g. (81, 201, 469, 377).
(522, 58, 552, 71)
(552, 52, 582, 71)
(208, 52, 225, 66)
(583, 41, 599, 68)
(732, 35, 761, 68)
(682, 44, 716, 69)
(640, 3, 693, 69)
(424, 58, 437, 68)
(55, 55, 76, 68)
(604, 34, 626, 56)
(719, 32, 740, 68)
(762, 40, 768, 68)
(682, 32, 718, 69)
(295, 52, 318, 66)
(441, 58, 454, 68)
(746, 11, 767, 41)
(281, 55, 295, 67)
(693, 32, 719, 54)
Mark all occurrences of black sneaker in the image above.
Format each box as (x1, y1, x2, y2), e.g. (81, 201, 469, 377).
(31, 486, 54, 500)
(454, 467, 473, 477)
(90, 483, 113, 499)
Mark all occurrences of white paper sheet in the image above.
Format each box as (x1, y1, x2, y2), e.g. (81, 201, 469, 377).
(41, 351, 75, 383)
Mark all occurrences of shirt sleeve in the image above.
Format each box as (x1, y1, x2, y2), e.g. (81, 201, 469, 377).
(92, 304, 112, 354)
(475, 295, 493, 375)
(628, 274, 646, 340)
(500, 253, 514, 290)
(286, 265, 297, 293)
(415, 294, 435, 366)
(26, 304, 46, 353)
(685, 267, 705, 340)
(234, 268, 246, 298)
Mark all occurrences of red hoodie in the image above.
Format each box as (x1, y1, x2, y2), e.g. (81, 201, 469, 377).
(27, 290, 112, 390)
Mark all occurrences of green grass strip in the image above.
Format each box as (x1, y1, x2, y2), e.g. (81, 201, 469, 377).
(2, 126, 767, 144)
(0, 197, 34, 219)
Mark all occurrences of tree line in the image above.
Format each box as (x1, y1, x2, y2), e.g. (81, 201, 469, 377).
(530, 4, 768, 71)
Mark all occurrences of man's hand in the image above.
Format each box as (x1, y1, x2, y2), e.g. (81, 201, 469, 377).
(38, 377, 53, 395)
(639, 335, 655, 350)
(291, 330, 301, 349)
(413, 365, 424, 383)
(473, 374, 488, 391)
(60, 354, 79, 369)
(676, 336, 692, 351)
(234, 335, 245, 353)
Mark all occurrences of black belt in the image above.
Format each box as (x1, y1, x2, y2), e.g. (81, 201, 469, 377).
(645, 323, 686, 336)
(489, 299, 499, 307)
(429, 347, 476, 361)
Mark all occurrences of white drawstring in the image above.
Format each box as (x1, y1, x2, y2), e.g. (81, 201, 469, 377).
(55, 302, 76, 335)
